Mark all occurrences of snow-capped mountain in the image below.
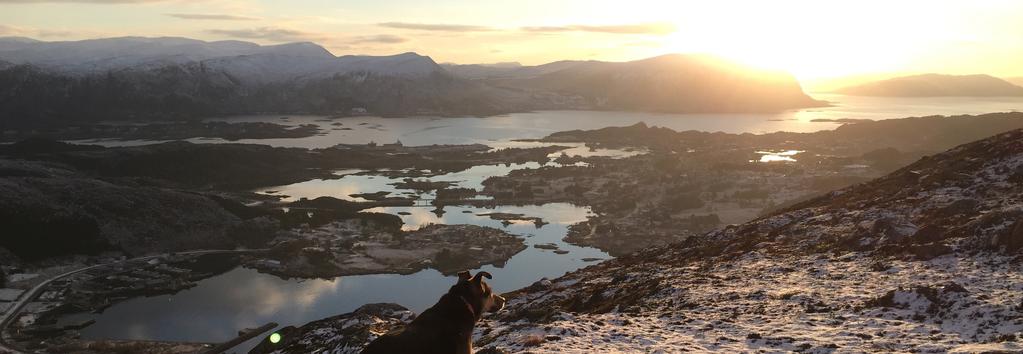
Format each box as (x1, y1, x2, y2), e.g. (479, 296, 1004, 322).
(0, 36, 263, 74)
(0, 37, 442, 82)
(0, 37, 500, 127)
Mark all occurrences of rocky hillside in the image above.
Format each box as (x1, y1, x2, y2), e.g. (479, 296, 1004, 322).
(477, 128, 1023, 352)
(255, 129, 1023, 353)
(0, 158, 266, 261)
(838, 73, 1023, 97)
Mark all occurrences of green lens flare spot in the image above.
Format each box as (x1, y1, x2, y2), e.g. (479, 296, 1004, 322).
(269, 332, 282, 344)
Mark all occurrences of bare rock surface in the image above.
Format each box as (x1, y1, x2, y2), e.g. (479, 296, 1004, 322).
(249, 303, 414, 354)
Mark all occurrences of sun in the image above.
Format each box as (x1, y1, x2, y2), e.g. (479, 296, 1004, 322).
(655, 1, 933, 81)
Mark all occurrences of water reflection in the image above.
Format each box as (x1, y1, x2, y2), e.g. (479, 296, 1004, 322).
(754, 150, 804, 163)
(257, 173, 417, 202)
(488, 140, 647, 159)
(257, 159, 595, 203)
(67, 202, 606, 353)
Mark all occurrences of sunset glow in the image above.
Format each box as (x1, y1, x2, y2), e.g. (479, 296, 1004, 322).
(2, 0, 1022, 86)
(4, 1, 1023, 353)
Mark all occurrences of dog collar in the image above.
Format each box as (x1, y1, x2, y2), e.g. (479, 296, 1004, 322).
(458, 295, 477, 321)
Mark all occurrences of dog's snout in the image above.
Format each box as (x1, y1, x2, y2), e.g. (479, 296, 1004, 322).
(492, 295, 506, 312)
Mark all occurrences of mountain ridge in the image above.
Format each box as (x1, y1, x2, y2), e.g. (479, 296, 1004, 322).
(480, 53, 824, 113)
(0, 37, 438, 79)
(837, 73, 1023, 97)
(1006, 76, 1023, 87)
(0, 36, 821, 128)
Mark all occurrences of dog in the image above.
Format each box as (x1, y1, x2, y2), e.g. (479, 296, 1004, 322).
(361, 271, 506, 354)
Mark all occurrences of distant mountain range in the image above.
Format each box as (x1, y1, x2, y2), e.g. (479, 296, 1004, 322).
(0, 36, 822, 129)
(837, 73, 1023, 97)
(454, 54, 823, 113)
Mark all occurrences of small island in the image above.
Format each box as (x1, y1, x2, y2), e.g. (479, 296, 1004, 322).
(246, 223, 526, 278)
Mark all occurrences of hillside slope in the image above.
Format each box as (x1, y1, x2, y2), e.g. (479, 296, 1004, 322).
(838, 74, 1023, 97)
(478, 128, 1023, 352)
(254, 129, 1023, 353)
(0, 158, 262, 260)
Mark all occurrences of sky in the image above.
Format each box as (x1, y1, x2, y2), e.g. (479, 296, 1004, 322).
(1, 0, 1022, 86)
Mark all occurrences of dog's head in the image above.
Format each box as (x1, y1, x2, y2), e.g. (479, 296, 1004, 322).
(455, 271, 506, 316)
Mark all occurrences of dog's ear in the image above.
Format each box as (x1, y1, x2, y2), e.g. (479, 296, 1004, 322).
(457, 271, 472, 282)
(472, 271, 493, 283)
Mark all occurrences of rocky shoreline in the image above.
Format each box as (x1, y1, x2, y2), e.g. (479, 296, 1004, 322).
(1, 121, 321, 143)
(484, 113, 1023, 256)
(5, 253, 245, 352)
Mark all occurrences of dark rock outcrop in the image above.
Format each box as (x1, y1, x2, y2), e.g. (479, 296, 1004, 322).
(993, 219, 1023, 253)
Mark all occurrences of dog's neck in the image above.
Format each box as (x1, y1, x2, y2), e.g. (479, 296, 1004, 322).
(458, 295, 478, 322)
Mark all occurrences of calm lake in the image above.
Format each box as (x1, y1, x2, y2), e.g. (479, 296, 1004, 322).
(59, 94, 1023, 352)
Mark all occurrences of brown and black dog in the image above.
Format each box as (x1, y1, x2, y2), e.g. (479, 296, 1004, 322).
(360, 271, 506, 354)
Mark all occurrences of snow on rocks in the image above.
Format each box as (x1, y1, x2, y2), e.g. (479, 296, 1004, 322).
(473, 130, 1023, 353)
(479, 252, 1023, 353)
(250, 303, 415, 354)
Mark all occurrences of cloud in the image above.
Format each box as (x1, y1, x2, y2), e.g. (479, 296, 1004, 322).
(522, 22, 676, 35)
(0, 24, 84, 38)
(36, 29, 75, 37)
(167, 13, 259, 21)
(378, 22, 494, 32)
(623, 40, 664, 47)
(0, 24, 30, 35)
(347, 34, 407, 44)
(205, 26, 327, 42)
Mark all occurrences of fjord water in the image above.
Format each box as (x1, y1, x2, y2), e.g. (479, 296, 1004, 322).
(58, 94, 1023, 351)
(71, 94, 1023, 149)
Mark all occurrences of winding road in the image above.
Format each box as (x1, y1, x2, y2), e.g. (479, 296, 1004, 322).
(0, 249, 263, 354)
